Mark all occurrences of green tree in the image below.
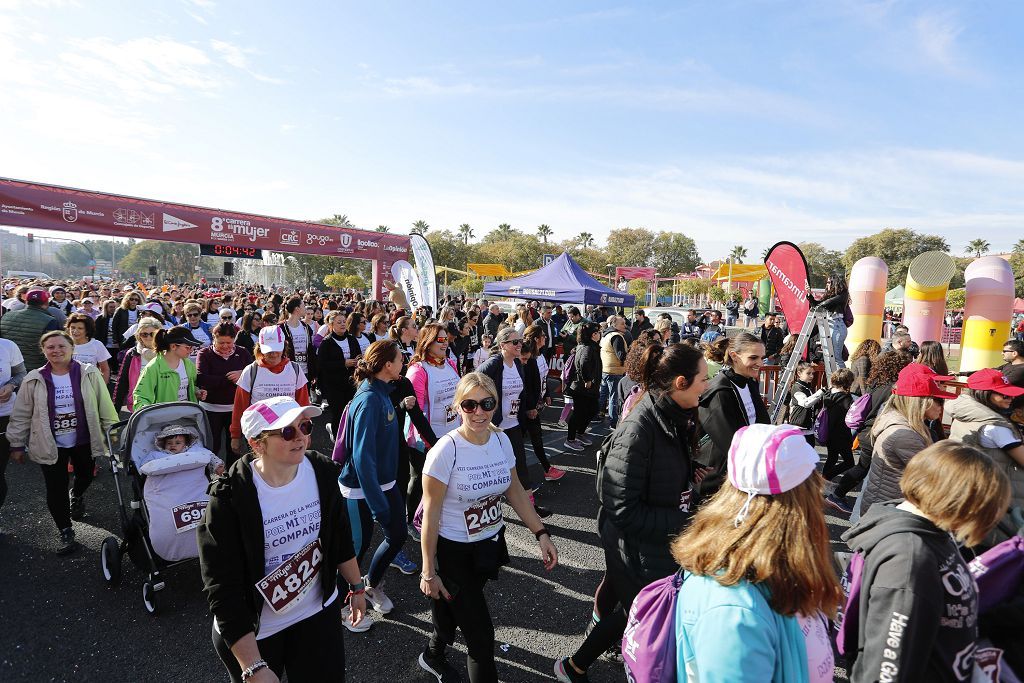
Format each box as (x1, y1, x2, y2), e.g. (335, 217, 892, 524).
(322, 214, 354, 228)
(56, 239, 131, 269)
(605, 228, 656, 268)
(843, 228, 950, 289)
(798, 242, 844, 288)
(324, 273, 348, 290)
(411, 220, 429, 235)
(536, 224, 553, 245)
(425, 230, 471, 270)
(476, 233, 544, 273)
(577, 232, 595, 249)
(708, 285, 728, 304)
(965, 239, 990, 258)
(653, 232, 701, 275)
(375, 225, 390, 233)
(946, 288, 966, 310)
(490, 223, 517, 241)
(458, 223, 474, 245)
(452, 276, 484, 295)
(1013, 239, 1024, 255)
(119, 241, 207, 281)
(729, 245, 748, 264)
(627, 278, 650, 305)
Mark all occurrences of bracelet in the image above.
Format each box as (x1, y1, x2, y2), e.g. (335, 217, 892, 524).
(534, 527, 551, 540)
(347, 588, 365, 598)
(420, 573, 436, 582)
(348, 580, 365, 592)
(241, 659, 268, 681)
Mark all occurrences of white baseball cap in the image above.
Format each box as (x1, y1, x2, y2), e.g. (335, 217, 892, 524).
(257, 325, 286, 353)
(727, 423, 819, 524)
(241, 396, 321, 439)
(218, 307, 236, 319)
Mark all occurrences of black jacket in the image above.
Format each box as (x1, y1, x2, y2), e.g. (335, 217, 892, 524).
(111, 307, 135, 347)
(759, 325, 784, 359)
(598, 391, 696, 583)
(316, 332, 359, 407)
(697, 368, 770, 496)
(234, 329, 257, 355)
(478, 354, 525, 427)
(843, 502, 979, 683)
(521, 356, 543, 413)
(197, 451, 356, 646)
(94, 313, 115, 347)
(571, 340, 602, 397)
(823, 390, 855, 449)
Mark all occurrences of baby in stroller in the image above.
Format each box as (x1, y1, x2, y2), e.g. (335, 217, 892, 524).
(134, 424, 223, 561)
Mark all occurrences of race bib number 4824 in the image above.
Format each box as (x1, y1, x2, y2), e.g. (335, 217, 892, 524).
(256, 538, 322, 614)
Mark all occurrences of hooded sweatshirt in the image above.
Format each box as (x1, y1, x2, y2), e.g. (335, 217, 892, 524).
(842, 502, 979, 683)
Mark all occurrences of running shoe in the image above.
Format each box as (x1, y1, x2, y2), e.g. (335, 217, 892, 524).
(535, 505, 554, 519)
(365, 583, 394, 614)
(824, 494, 853, 515)
(563, 438, 585, 452)
(556, 420, 568, 428)
(600, 642, 624, 664)
(55, 528, 77, 556)
(341, 604, 372, 633)
(544, 466, 567, 482)
(418, 649, 462, 682)
(390, 550, 418, 575)
(554, 658, 590, 682)
(407, 522, 421, 542)
(575, 435, 593, 447)
(69, 493, 87, 521)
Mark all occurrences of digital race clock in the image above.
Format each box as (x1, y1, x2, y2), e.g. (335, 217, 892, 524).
(199, 244, 264, 259)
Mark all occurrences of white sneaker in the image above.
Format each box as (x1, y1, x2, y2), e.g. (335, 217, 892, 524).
(342, 604, 372, 632)
(365, 584, 394, 614)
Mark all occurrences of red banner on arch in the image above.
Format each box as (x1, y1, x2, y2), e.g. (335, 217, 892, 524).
(764, 241, 811, 336)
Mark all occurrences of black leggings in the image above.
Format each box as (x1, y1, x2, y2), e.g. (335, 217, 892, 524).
(834, 446, 872, 498)
(40, 443, 95, 530)
(570, 537, 645, 670)
(212, 598, 346, 682)
(0, 415, 9, 511)
(204, 409, 238, 466)
(347, 486, 408, 587)
(429, 536, 499, 682)
(503, 425, 531, 491)
(823, 443, 854, 480)
(519, 413, 552, 471)
(567, 393, 598, 441)
(400, 446, 426, 524)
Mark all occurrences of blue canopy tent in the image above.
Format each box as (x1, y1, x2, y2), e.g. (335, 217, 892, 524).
(483, 252, 636, 307)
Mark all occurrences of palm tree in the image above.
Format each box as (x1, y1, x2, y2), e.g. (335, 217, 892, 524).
(458, 223, 474, 245)
(578, 232, 595, 249)
(536, 224, 552, 245)
(493, 223, 515, 240)
(1014, 238, 1024, 255)
(729, 245, 747, 263)
(966, 239, 991, 258)
(761, 247, 771, 261)
(411, 220, 429, 236)
(375, 225, 390, 233)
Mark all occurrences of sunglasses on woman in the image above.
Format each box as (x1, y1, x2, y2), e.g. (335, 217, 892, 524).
(268, 420, 314, 441)
(504, 339, 522, 346)
(435, 336, 448, 343)
(460, 397, 497, 413)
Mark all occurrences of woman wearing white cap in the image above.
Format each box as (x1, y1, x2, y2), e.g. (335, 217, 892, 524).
(198, 396, 367, 683)
(229, 325, 309, 456)
(668, 423, 843, 682)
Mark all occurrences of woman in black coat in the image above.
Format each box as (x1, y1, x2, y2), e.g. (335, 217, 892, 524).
(563, 323, 602, 452)
(555, 343, 709, 681)
(697, 332, 769, 498)
(316, 311, 360, 428)
(233, 312, 263, 356)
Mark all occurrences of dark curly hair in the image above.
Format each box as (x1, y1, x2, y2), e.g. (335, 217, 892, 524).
(866, 350, 912, 388)
(623, 329, 663, 382)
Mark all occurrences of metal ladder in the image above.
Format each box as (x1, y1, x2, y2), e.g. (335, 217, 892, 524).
(769, 308, 839, 424)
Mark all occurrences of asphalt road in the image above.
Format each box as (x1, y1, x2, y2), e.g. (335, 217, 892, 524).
(0, 400, 855, 682)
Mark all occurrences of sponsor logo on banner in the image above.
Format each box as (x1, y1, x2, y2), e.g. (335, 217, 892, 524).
(357, 238, 379, 249)
(305, 232, 333, 247)
(340, 234, 352, 249)
(391, 260, 422, 309)
(162, 213, 196, 232)
(1, 203, 34, 216)
(210, 216, 270, 243)
(62, 201, 78, 222)
(280, 229, 300, 246)
(600, 294, 608, 303)
(764, 241, 811, 338)
(39, 201, 104, 222)
(384, 244, 405, 253)
(114, 208, 155, 229)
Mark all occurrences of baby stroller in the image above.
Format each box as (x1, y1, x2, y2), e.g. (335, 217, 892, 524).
(100, 401, 214, 614)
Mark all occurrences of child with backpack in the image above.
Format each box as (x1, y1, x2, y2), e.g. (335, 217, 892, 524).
(820, 368, 855, 480)
(788, 361, 825, 446)
(666, 424, 843, 681)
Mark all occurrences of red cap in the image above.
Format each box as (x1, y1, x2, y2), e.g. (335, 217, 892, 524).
(893, 363, 958, 400)
(967, 368, 1024, 397)
(25, 288, 50, 305)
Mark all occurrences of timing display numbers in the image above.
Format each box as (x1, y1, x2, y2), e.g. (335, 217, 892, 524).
(199, 244, 263, 259)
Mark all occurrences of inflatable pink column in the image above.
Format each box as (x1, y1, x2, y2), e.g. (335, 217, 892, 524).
(903, 251, 956, 346)
(960, 256, 1015, 372)
(846, 257, 888, 355)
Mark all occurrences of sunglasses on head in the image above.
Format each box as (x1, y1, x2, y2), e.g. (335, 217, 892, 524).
(460, 397, 497, 413)
(268, 420, 314, 441)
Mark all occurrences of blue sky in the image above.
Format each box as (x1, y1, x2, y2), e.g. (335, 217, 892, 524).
(2, 0, 1022, 263)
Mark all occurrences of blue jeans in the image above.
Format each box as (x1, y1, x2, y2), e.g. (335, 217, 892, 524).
(831, 318, 848, 368)
(601, 373, 623, 424)
(348, 485, 408, 588)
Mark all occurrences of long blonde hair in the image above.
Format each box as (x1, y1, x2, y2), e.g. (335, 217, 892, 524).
(884, 394, 934, 444)
(671, 474, 843, 618)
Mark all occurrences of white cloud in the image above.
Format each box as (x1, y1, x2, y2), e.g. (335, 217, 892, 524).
(210, 39, 284, 84)
(913, 10, 980, 80)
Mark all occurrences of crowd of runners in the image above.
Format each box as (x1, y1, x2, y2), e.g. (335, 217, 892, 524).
(1, 274, 1023, 682)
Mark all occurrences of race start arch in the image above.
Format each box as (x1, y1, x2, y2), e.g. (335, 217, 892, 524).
(0, 178, 410, 297)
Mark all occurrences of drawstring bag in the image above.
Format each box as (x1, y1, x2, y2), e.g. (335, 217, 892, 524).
(622, 570, 685, 682)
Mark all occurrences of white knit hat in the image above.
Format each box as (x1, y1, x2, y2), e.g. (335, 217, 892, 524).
(727, 424, 819, 525)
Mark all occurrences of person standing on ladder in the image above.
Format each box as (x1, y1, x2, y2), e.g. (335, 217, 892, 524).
(804, 273, 850, 368)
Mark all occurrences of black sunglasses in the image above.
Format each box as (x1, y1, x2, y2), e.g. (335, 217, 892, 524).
(268, 420, 314, 441)
(504, 339, 522, 346)
(460, 397, 497, 413)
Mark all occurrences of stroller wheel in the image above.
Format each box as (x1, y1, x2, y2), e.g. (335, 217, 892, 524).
(100, 536, 122, 586)
(142, 581, 160, 615)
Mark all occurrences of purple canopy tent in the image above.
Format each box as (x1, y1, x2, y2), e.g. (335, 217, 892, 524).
(483, 252, 636, 307)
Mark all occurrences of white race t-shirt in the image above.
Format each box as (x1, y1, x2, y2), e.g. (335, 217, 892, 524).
(421, 361, 462, 439)
(286, 322, 310, 373)
(736, 383, 757, 425)
(499, 362, 523, 430)
(354, 334, 371, 356)
(187, 324, 211, 361)
(423, 431, 516, 542)
(798, 613, 834, 683)
(73, 339, 112, 368)
(250, 457, 335, 639)
(51, 373, 78, 448)
(237, 362, 307, 405)
(105, 318, 117, 349)
(127, 309, 138, 325)
(0, 339, 25, 418)
(536, 355, 549, 398)
(175, 363, 189, 401)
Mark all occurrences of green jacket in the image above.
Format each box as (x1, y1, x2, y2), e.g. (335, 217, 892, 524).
(132, 353, 198, 410)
